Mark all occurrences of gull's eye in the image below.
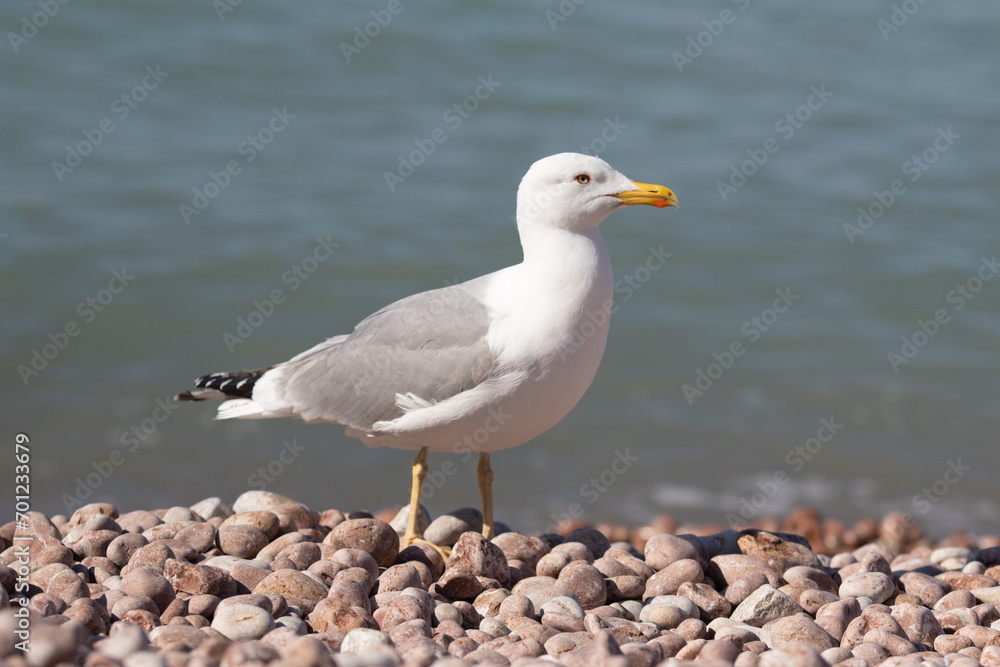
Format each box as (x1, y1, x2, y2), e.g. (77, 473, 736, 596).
(575, 174, 590, 184)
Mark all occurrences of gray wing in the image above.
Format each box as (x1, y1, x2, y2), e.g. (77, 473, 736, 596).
(271, 284, 496, 428)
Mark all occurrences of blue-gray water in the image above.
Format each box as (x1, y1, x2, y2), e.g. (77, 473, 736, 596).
(3, 0, 998, 538)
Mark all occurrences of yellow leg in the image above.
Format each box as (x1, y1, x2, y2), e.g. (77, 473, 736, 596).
(478, 452, 496, 539)
(403, 447, 429, 547)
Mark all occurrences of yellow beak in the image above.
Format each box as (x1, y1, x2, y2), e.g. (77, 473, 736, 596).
(611, 181, 678, 209)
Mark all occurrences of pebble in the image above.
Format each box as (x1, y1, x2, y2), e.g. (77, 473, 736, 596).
(972, 546, 1000, 567)
(891, 601, 943, 644)
(699, 529, 740, 559)
(783, 566, 838, 595)
(388, 503, 430, 538)
(310, 598, 376, 634)
(678, 580, 732, 621)
(492, 532, 550, 570)
(726, 572, 770, 606)
(378, 563, 423, 593)
(957, 624, 1000, 649)
(839, 571, 895, 604)
(737, 530, 823, 571)
(447, 532, 510, 586)
(101, 621, 151, 659)
(174, 522, 218, 554)
(148, 624, 206, 650)
(329, 579, 372, 614)
(116, 510, 160, 534)
(769, 614, 838, 652)
(121, 567, 176, 614)
(222, 510, 281, 540)
(253, 569, 328, 613)
(555, 561, 607, 609)
(540, 595, 586, 619)
(10, 498, 1000, 667)
(644, 533, 702, 571)
(341, 627, 394, 652)
(423, 507, 483, 547)
(973, 585, 1000, 605)
(434, 601, 464, 626)
(709, 554, 784, 588)
(939, 570, 999, 590)
(899, 570, 950, 607)
(864, 627, 916, 656)
(211, 602, 276, 640)
(932, 546, 971, 564)
(218, 524, 269, 559)
(638, 603, 686, 629)
(552, 540, 595, 563)
(232, 490, 296, 513)
(646, 594, 700, 620)
(330, 548, 380, 587)
(535, 550, 574, 577)
(163, 558, 231, 596)
(730, 584, 804, 627)
(563, 528, 611, 559)
(760, 644, 828, 667)
(644, 558, 703, 597)
(435, 565, 484, 600)
(330, 518, 400, 568)
(189, 496, 230, 520)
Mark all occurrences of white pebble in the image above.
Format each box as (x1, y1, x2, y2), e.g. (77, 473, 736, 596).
(122, 652, 167, 667)
(540, 595, 585, 620)
(341, 628, 393, 653)
(211, 603, 275, 641)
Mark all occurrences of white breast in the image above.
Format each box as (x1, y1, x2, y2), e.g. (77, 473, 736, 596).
(366, 228, 614, 453)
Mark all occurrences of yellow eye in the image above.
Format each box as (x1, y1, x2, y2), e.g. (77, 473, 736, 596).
(575, 174, 590, 184)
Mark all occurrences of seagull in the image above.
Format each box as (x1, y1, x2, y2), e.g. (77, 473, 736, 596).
(176, 152, 676, 547)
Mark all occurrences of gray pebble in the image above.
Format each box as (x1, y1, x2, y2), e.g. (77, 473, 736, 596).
(161, 506, 198, 523)
(276, 615, 307, 634)
(424, 507, 483, 547)
(434, 602, 464, 626)
(730, 584, 804, 627)
(645, 594, 698, 619)
(563, 528, 611, 559)
(388, 503, 430, 538)
(619, 599, 644, 621)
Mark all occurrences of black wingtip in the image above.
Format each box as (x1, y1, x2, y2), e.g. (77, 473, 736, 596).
(188, 367, 274, 400)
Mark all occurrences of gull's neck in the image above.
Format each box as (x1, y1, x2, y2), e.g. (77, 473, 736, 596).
(516, 224, 613, 308)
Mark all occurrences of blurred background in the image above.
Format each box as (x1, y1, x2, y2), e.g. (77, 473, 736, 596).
(2, 0, 998, 537)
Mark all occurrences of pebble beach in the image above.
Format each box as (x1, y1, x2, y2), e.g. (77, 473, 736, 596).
(3, 492, 1000, 667)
